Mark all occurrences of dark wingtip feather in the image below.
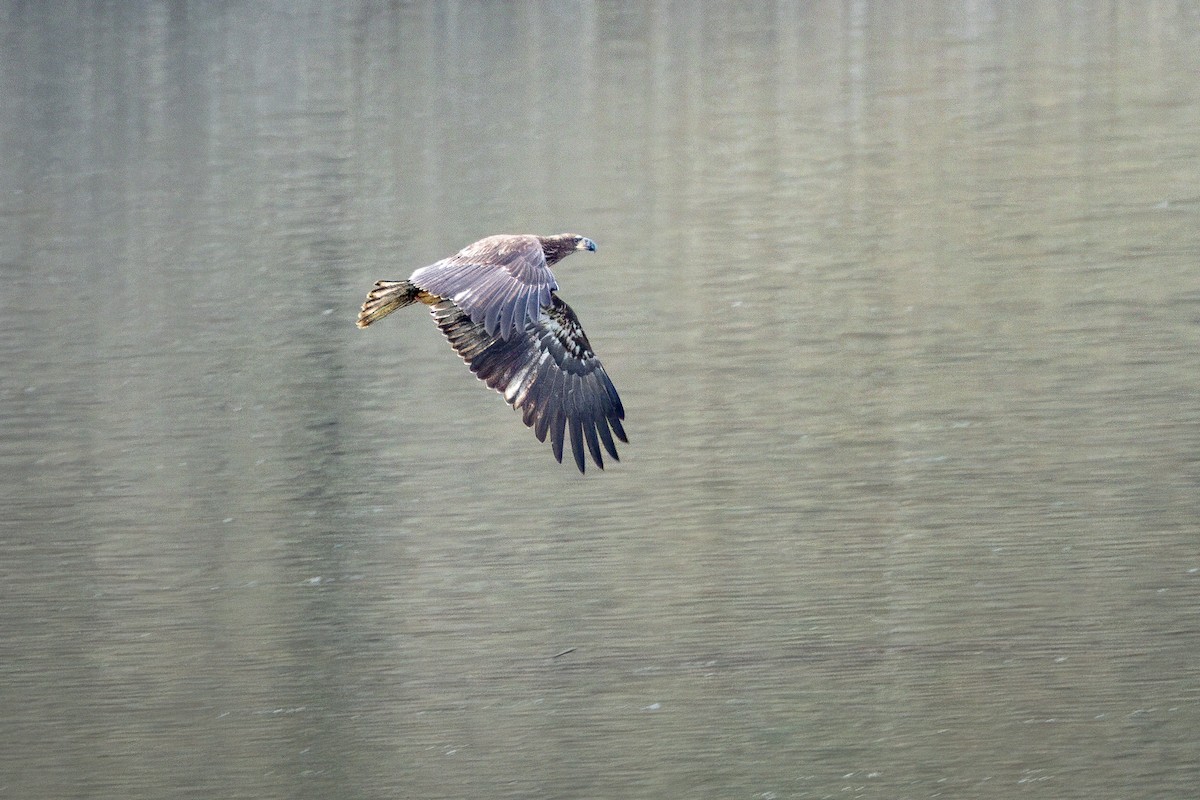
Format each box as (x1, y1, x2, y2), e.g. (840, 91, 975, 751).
(583, 420, 604, 470)
(569, 417, 586, 473)
(597, 420, 619, 461)
(550, 409, 566, 464)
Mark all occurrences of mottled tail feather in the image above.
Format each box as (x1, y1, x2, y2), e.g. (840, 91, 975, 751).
(357, 280, 419, 328)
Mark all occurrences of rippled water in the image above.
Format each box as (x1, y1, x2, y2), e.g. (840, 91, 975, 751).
(3, 3, 1199, 798)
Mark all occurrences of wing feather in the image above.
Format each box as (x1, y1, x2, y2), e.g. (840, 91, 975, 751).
(610, 415, 627, 444)
(534, 407, 551, 442)
(524, 291, 542, 328)
(532, 365, 558, 443)
(550, 407, 567, 464)
(583, 418, 603, 469)
(595, 414, 619, 459)
(431, 295, 626, 472)
(411, 235, 557, 339)
(568, 417, 585, 472)
(534, 362, 566, 444)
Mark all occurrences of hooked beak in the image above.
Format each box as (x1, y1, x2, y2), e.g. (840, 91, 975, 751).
(578, 237, 597, 252)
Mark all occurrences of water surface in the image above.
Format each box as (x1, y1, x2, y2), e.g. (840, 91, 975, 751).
(2, 3, 1199, 798)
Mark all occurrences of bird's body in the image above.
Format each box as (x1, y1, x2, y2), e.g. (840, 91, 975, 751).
(357, 233, 626, 472)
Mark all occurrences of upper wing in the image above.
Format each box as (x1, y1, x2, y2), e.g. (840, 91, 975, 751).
(410, 235, 557, 340)
(431, 295, 627, 473)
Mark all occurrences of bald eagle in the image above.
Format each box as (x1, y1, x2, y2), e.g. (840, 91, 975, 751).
(357, 233, 626, 473)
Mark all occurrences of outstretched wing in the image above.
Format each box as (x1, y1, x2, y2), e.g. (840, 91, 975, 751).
(411, 234, 557, 340)
(431, 295, 627, 473)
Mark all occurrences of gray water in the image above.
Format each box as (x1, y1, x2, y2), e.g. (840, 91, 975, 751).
(3, 3, 1199, 798)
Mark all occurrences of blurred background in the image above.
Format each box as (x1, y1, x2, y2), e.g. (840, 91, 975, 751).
(3, 2, 1199, 798)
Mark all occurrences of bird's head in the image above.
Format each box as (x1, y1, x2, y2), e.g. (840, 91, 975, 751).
(541, 233, 597, 265)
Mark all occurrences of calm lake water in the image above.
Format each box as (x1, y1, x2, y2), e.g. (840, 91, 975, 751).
(3, 2, 1199, 798)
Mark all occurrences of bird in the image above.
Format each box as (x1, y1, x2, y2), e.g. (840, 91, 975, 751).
(357, 233, 626, 473)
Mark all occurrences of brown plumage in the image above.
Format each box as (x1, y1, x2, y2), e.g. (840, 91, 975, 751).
(357, 233, 626, 473)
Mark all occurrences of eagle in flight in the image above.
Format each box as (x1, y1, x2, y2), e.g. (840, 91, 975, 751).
(356, 233, 626, 473)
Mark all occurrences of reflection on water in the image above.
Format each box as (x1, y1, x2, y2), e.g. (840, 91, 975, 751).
(3, 2, 1199, 798)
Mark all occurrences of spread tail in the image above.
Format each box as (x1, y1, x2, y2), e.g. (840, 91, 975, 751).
(357, 280, 420, 328)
